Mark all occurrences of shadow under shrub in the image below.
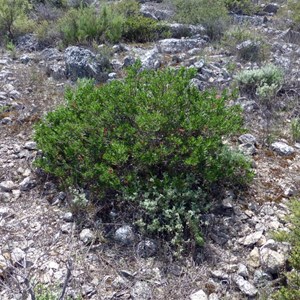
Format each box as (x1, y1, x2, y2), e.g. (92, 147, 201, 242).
(34, 63, 253, 250)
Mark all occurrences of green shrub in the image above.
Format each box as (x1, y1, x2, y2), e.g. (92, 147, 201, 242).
(58, 5, 117, 45)
(34, 63, 253, 249)
(170, 0, 230, 40)
(272, 200, 300, 300)
(235, 64, 284, 98)
(58, 1, 167, 45)
(122, 16, 170, 43)
(0, 0, 33, 40)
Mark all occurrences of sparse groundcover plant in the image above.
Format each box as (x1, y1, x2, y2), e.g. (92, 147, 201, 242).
(236, 64, 284, 144)
(272, 199, 300, 300)
(169, 0, 230, 40)
(34, 63, 253, 250)
(235, 64, 284, 98)
(0, 0, 34, 40)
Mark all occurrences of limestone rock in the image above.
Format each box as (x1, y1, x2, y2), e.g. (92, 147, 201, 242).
(131, 281, 152, 300)
(238, 134, 257, 145)
(232, 274, 258, 297)
(239, 231, 264, 246)
(136, 240, 157, 258)
(190, 289, 208, 300)
(157, 38, 206, 54)
(80, 229, 95, 244)
(65, 46, 109, 83)
(247, 247, 261, 268)
(19, 177, 36, 191)
(0, 181, 17, 192)
(260, 248, 286, 274)
(271, 142, 295, 156)
(114, 225, 135, 245)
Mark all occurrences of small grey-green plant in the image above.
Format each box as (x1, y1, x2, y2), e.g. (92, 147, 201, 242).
(235, 64, 284, 98)
(236, 64, 284, 145)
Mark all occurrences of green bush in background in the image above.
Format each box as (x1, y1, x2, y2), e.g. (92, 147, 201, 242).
(0, 0, 34, 40)
(58, 0, 168, 45)
(169, 0, 230, 40)
(34, 63, 253, 249)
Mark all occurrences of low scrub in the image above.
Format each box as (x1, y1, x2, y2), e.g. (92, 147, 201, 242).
(34, 63, 253, 250)
(0, 0, 34, 40)
(235, 64, 284, 98)
(58, 1, 168, 45)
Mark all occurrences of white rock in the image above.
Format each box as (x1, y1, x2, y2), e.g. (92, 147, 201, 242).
(239, 231, 264, 246)
(208, 293, 219, 300)
(114, 225, 135, 245)
(3, 83, 14, 93)
(24, 141, 37, 150)
(11, 248, 25, 265)
(131, 281, 152, 300)
(0, 255, 9, 276)
(48, 261, 59, 270)
(0, 181, 17, 192)
(247, 247, 260, 268)
(271, 142, 295, 156)
(62, 212, 73, 222)
(79, 229, 94, 244)
(260, 248, 286, 274)
(233, 274, 258, 297)
(238, 134, 257, 145)
(19, 177, 36, 191)
(237, 263, 249, 278)
(190, 289, 208, 300)
(0, 207, 11, 218)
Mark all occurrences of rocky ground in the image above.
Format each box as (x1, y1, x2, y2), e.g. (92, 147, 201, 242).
(1, 1, 300, 299)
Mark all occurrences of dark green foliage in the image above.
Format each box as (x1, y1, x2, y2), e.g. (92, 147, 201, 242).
(34, 63, 253, 248)
(122, 16, 170, 43)
(58, 1, 168, 45)
(272, 200, 300, 299)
